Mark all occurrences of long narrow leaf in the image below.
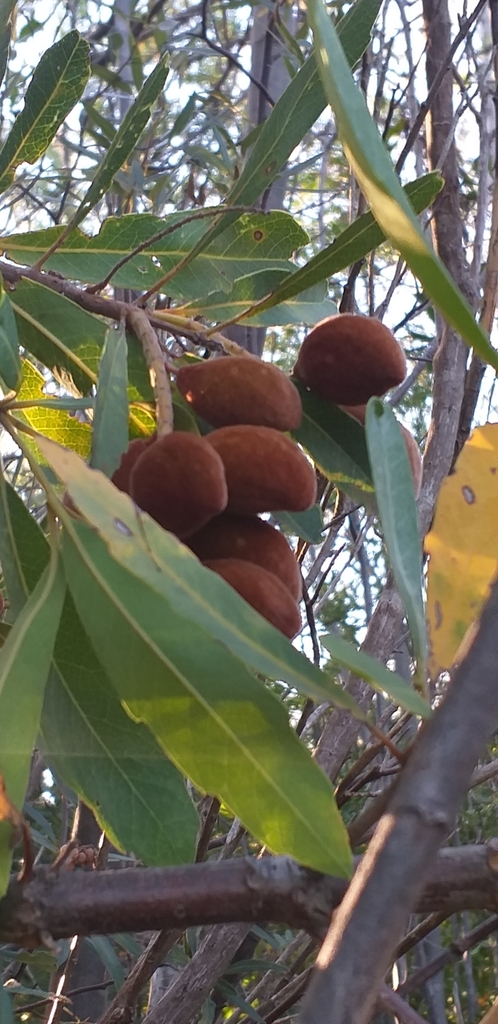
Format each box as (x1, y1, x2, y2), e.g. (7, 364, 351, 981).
(149, 0, 382, 281)
(307, 0, 498, 369)
(0, 32, 90, 193)
(0, 280, 21, 391)
(62, 519, 353, 877)
(320, 633, 429, 716)
(0, 546, 65, 894)
(91, 325, 129, 477)
(236, 173, 443, 319)
(366, 400, 427, 689)
(37, 437, 374, 721)
(71, 58, 168, 227)
(4, 482, 198, 866)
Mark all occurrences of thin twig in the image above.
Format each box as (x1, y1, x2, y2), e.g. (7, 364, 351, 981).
(127, 309, 174, 437)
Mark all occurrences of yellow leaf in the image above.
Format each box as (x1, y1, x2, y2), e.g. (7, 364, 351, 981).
(17, 360, 91, 459)
(426, 423, 498, 681)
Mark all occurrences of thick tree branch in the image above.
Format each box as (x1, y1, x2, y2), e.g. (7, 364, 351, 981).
(1, 843, 498, 949)
(299, 576, 498, 1024)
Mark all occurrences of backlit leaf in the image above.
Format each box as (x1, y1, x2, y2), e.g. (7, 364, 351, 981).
(425, 423, 498, 681)
(0, 31, 90, 193)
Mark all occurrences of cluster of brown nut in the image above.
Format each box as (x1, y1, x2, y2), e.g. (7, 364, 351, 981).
(113, 313, 419, 638)
(113, 356, 315, 638)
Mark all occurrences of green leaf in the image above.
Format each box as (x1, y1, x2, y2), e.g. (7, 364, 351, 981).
(164, 0, 382, 271)
(0, 281, 21, 392)
(273, 506, 324, 544)
(62, 519, 352, 877)
(0, 0, 16, 92)
(91, 325, 129, 478)
(307, 0, 498, 371)
(16, 360, 91, 459)
(237, 172, 444, 320)
(3, 211, 308, 299)
(71, 58, 169, 228)
(37, 438, 374, 723)
(183, 273, 337, 326)
(227, 0, 383, 212)
(0, 547, 65, 895)
(365, 399, 427, 687)
(3, 483, 198, 866)
(0, 31, 90, 193)
(0, 469, 34, 620)
(14, 397, 95, 411)
(320, 633, 430, 717)
(11, 279, 153, 426)
(292, 380, 374, 504)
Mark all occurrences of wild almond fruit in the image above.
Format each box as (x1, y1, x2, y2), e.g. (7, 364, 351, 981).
(188, 513, 301, 600)
(112, 436, 155, 494)
(294, 313, 406, 405)
(176, 356, 302, 430)
(131, 432, 228, 539)
(204, 558, 301, 638)
(205, 425, 317, 515)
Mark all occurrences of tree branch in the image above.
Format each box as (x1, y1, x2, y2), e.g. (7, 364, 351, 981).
(299, 576, 498, 1024)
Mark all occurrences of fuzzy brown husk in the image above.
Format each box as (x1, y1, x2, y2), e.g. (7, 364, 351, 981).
(205, 425, 317, 515)
(130, 432, 228, 539)
(188, 514, 302, 599)
(204, 558, 302, 638)
(176, 357, 302, 431)
(112, 436, 155, 494)
(294, 314, 406, 405)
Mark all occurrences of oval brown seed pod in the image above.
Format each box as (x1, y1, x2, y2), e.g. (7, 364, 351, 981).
(205, 425, 317, 515)
(131, 432, 228, 539)
(112, 435, 156, 494)
(204, 558, 301, 638)
(188, 513, 302, 600)
(176, 356, 302, 431)
(294, 314, 406, 406)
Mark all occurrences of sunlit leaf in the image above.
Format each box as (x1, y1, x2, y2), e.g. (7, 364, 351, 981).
(425, 423, 498, 681)
(62, 518, 352, 877)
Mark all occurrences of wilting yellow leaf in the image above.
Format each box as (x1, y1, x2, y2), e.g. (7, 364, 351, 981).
(426, 423, 498, 681)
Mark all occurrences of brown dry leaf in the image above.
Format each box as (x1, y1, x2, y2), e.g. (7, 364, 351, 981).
(426, 423, 498, 681)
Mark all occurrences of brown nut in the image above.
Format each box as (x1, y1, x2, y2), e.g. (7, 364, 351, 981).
(131, 432, 228, 539)
(188, 513, 302, 600)
(112, 436, 156, 494)
(204, 558, 301, 638)
(294, 314, 406, 405)
(205, 425, 317, 515)
(341, 405, 422, 497)
(176, 356, 302, 431)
